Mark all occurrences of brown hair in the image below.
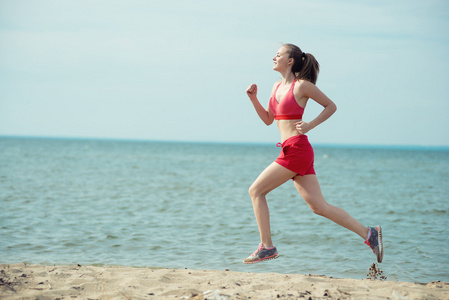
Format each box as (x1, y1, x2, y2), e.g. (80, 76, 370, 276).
(283, 43, 320, 84)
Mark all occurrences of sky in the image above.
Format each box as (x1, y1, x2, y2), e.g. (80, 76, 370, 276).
(1, 0, 448, 146)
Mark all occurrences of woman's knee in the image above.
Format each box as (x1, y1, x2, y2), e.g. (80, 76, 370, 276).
(308, 202, 328, 216)
(248, 184, 258, 199)
(248, 183, 266, 199)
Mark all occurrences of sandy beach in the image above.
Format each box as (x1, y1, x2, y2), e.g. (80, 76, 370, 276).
(1, 264, 448, 300)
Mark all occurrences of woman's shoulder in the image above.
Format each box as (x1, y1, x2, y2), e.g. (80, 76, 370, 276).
(273, 80, 282, 87)
(270, 80, 282, 93)
(294, 79, 317, 92)
(293, 79, 320, 99)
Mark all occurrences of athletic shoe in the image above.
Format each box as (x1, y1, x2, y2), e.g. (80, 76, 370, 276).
(365, 226, 383, 263)
(243, 243, 279, 264)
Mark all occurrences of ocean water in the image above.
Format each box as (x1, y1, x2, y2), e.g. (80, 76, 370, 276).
(1, 137, 448, 283)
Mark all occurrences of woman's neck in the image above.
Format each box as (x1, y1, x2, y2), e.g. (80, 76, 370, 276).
(279, 71, 296, 86)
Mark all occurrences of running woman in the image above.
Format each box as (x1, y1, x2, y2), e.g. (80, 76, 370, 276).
(244, 43, 383, 264)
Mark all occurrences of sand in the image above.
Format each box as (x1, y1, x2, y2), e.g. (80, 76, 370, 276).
(1, 264, 448, 300)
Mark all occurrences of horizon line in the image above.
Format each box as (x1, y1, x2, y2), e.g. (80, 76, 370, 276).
(1, 134, 449, 151)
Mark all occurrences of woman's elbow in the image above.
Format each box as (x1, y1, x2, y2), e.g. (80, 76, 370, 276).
(264, 117, 274, 126)
(329, 101, 337, 114)
(261, 113, 274, 125)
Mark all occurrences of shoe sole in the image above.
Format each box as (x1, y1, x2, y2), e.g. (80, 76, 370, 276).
(243, 253, 280, 264)
(377, 225, 383, 263)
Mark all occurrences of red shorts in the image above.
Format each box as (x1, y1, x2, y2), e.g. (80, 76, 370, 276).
(275, 135, 315, 177)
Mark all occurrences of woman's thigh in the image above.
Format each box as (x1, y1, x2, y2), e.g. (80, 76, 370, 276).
(250, 162, 297, 197)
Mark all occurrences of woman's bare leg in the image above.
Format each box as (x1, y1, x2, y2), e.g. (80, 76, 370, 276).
(293, 174, 369, 239)
(249, 162, 297, 247)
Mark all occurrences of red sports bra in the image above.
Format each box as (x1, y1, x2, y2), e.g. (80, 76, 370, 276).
(269, 80, 304, 120)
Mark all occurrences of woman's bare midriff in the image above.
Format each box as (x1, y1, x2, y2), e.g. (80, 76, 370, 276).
(276, 119, 302, 142)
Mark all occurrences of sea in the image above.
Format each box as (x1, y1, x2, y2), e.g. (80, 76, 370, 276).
(1, 136, 448, 283)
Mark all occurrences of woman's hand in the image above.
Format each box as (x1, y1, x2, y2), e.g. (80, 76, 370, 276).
(246, 84, 258, 101)
(295, 121, 312, 135)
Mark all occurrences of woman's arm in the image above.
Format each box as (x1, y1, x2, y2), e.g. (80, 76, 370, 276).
(295, 81, 337, 135)
(246, 84, 274, 125)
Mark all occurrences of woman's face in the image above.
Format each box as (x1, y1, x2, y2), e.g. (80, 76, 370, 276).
(273, 46, 293, 71)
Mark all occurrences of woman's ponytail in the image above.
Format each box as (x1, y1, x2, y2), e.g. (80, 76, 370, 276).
(284, 43, 320, 84)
